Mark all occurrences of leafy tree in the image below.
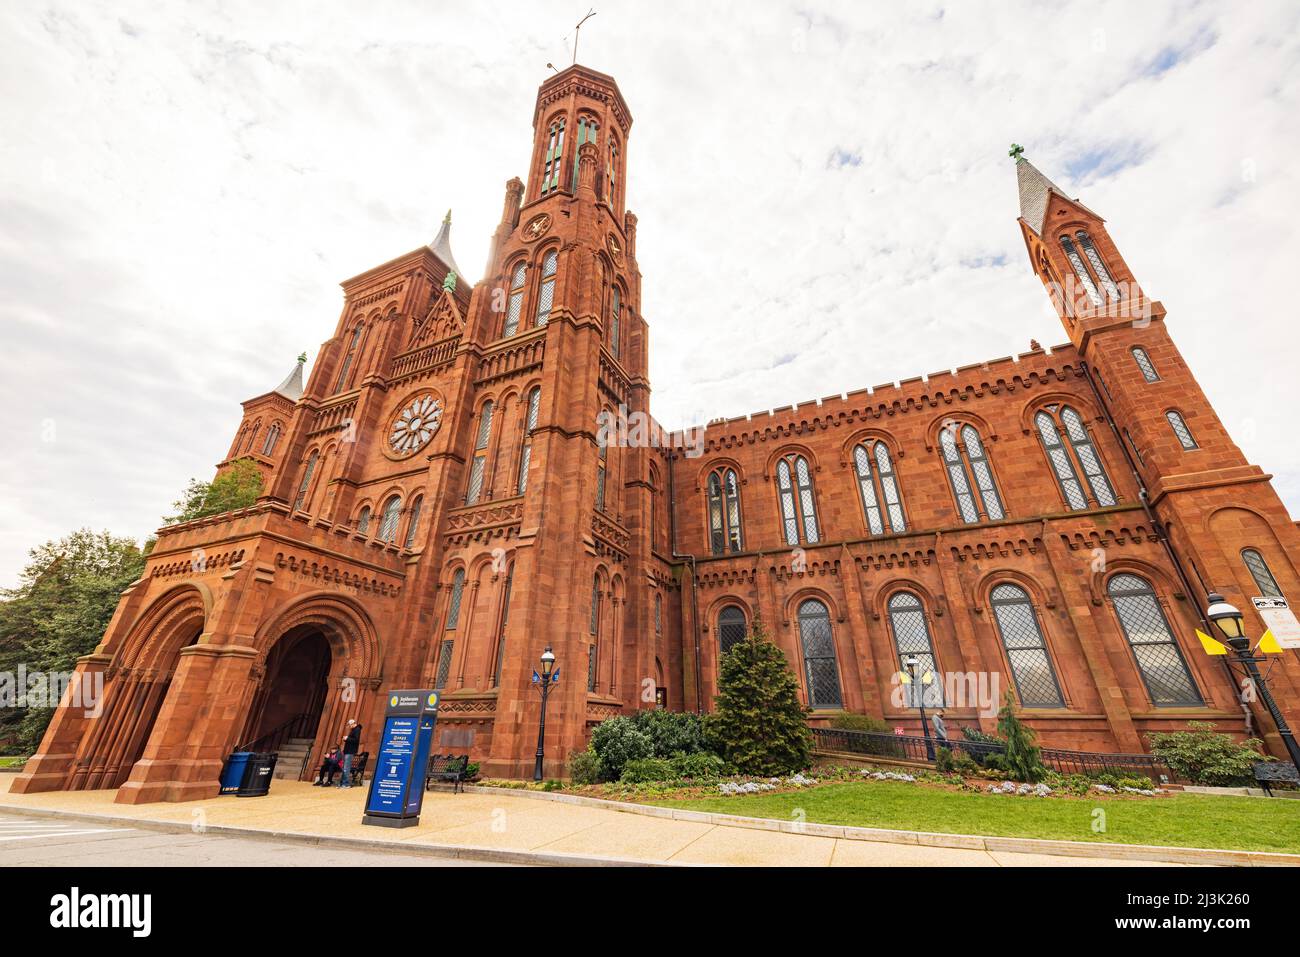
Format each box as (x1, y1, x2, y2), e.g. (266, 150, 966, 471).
(166, 458, 263, 524)
(1148, 722, 1264, 786)
(991, 690, 1045, 782)
(0, 530, 145, 752)
(704, 616, 812, 775)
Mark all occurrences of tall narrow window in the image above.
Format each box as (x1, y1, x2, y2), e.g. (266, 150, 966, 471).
(1035, 411, 1087, 510)
(1166, 410, 1198, 450)
(940, 425, 1004, 523)
(1108, 573, 1201, 706)
(503, 262, 526, 338)
(1060, 406, 1116, 506)
(334, 323, 363, 393)
(1075, 231, 1120, 300)
(607, 138, 619, 205)
(377, 495, 402, 543)
(588, 575, 600, 692)
(293, 450, 318, 511)
(1035, 407, 1116, 509)
(595, 418, 608, 511)
(516, 387, 541, 495)
(445, 568, 466, 630)
(534, 250, 557, 327)
(433, 639, 454, 690)
(541, 118, 565, 195)
(466, 401, 494, 504)
(852, 440, 906, 534)
(1242, 548, 1283, 598)
(355, 505, 371, 535)
(1058, 235, 1102, 307)
(261, 423, 281, 456)
(706, 468, 743, 555)
(493, 564, 514, 687)
(654, 593, 663, 636)
(718, 605, 747, 658)
(403, 496, 423, 549)
(990, 584, 1064, 708)
(797, 599, 842, 709)
(571, 116, 598, 191)
(609, 286, 621, 358)
(1131, 346, 1159, 382)
(776, 454, 820, 545)
(888, 592, 943, 707)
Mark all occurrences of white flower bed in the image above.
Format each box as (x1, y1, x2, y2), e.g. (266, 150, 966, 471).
(986, 780, 1053, 796)
(717, 780, 777, 795)
(862, 770, 916, 782)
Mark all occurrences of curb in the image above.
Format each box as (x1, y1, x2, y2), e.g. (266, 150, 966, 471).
(0, 802, 685, 868)
(461, 785, 1300, 867)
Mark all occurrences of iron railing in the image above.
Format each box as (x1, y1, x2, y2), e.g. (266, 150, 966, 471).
(811, 727, 1171, 780)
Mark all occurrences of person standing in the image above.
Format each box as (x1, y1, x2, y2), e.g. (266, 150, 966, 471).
(931, 708, 949, 747)
(339, 719, 362, 788)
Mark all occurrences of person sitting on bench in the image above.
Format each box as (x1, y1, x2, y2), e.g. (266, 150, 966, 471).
(313, 747, 343, 787)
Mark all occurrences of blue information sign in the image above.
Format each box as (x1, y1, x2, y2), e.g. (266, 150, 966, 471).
(361, 689, 440, 828)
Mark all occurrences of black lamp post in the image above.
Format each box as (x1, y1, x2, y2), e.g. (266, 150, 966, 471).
(1206, 592, 1300, 775)
(532, 646, 558, 782)
(905, 655, 936, 762)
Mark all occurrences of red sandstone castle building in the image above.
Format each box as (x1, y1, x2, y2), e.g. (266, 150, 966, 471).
(15, 66, 1300, 802)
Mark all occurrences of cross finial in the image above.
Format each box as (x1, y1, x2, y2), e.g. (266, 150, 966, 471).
(297, 351, 307, 364)
(443, 209, 451, 225)
(1009, 143, 1025, 163)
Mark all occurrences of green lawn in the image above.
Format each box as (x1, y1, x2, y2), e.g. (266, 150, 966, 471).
(0, 757, 26, 768)
(652, 781, 1300, 854)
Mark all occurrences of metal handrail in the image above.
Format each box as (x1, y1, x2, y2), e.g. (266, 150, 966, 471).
(236, 712, 317, 755)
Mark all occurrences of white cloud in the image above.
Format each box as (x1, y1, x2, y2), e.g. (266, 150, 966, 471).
(1, 0, 1297, 584)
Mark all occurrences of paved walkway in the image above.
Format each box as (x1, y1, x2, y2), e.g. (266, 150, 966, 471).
(0, 775, 1195, 866)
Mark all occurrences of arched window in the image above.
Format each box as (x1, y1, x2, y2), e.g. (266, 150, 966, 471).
(445, 568, 466, 630)
(1035, 406, 1116, 509)
(717, 605, 747, 658)
(797, 599, 842, 709)
(534, 250, 557, 327)
(516, 387, 541, 495)
(609, 286, 621, 358)
(887, 592, 943, 707)
(707, 468, 744, 555)
(1242, 548, 1283, 598)
(377, 495, 402, 543)
(654, 593, 663, 636)
(572, 115, 598, 191)
(355, 505, 372, 536)
(1166, 411, 1198, 450)
(292, 450, 319, 511)
(503, 261, 526, 338)
(1107, 573, 1202, 707)
(540, 117, 565, 195)
(776, 454, 820, 545)
(403, 496, 423, 549)
(334, 323, 364, 393)
(466, 401, 494, 505)
(1131, 346, 1159, 382)
(1058, 235, 1102, 307)
(243, 420, 260, 454)
(853, 440, 906, 534)
(939, 425, 1004, 523)
(1075, 231, 1119, 300)
(990, 584, 1064, 708)
(607, 137, 620, 205)
(260, 423, 281, 456)
(493, 563, 514, 686)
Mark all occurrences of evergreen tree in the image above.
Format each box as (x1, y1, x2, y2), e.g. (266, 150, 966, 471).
(996, 689, 1045, 782)
(705, 616, 812, 775)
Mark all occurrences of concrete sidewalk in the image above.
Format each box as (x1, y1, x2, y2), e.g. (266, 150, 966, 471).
(0, 773, 1223, 867)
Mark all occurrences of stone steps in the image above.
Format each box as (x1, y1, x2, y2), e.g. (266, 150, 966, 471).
(271, 738, 316, 780)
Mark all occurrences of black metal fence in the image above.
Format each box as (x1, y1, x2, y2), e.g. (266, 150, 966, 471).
(811, 727, 1171, 780)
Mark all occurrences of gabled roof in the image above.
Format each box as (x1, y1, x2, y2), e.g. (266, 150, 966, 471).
(427, 209, 463, 281)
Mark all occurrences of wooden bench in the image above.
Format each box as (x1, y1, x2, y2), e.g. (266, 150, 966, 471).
(425, 754, 470, 793)
(347, 751, 370, 788)
(1252, 760, 1300, 796)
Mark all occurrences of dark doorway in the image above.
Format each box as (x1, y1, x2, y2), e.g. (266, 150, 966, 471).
(245, 629, 331, 747)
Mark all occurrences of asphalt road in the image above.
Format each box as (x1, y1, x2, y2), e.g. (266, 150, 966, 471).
(0, 813, 515, 867)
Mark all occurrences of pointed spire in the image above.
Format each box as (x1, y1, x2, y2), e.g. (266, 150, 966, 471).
(273, 355, 305, 401)
(1015, 150, 1067, 236)
(428, 208, 464, 281)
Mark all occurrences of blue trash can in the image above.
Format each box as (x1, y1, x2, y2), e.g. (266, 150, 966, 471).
(220, 752, 254, 795)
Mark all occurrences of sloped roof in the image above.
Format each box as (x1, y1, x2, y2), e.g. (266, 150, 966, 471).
(273, 357, 305, 401)
(427, 209, 464, 281)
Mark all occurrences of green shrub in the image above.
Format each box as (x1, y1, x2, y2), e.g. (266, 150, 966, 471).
(995, 691, 1046, 783)
(935, 746, 955, 772)
(620, 757, 677, 784)
(588, 716, 654, 781)
(1148, 722, 1264, 786)
(669, 750, 727, 781)
(633, 709, 706, 758)
(959, 725, 1002, 745)
(567, 748, 602, 786)
(827, 712, 894, 733)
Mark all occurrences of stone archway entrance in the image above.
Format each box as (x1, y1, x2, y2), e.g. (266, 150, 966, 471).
(241, 628, 332, 757)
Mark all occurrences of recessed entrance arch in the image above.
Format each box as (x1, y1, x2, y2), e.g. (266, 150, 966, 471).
(241, 628, 332, 748)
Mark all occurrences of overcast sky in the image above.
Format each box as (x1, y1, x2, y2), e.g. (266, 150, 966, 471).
(1, 1, 1297, 587)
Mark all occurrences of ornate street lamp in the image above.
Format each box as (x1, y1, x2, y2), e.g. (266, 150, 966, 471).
(1205, 592, 1300, 774)
(904, 655, 936, 762)
(532, 646, 560, 782)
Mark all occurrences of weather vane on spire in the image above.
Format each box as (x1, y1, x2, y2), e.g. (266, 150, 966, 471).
(1009, 143, 1025, 163)
(570, 8, 596, 65)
